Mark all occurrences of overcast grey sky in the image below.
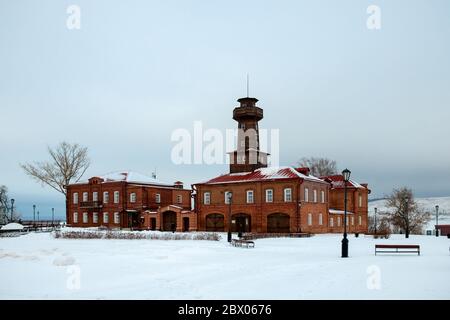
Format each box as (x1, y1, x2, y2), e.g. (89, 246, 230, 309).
(1, 0, 449, 219)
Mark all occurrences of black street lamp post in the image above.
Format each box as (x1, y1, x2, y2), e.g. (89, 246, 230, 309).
(341, 168, 351, 258)
(10, 199, 15, 222)
(227, 192, 232, 243)
(435, 205, 439, 237)
(33, 205, 36, 224)
(374, 207, 377, 235)
(52, 208, 55, 227)
(37, 210, 40, 223)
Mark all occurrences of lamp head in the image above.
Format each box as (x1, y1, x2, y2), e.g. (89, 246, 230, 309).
(11, 198, 15, 205)
(436, 205, 439, 211)
(342, 168, 351, 182)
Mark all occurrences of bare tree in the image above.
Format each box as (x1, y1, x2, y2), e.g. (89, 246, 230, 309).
(297, 157, 337, 177)
(20, 142, 90, 196)
(385, 187, 430, 238)
(0, 185, 21, 224)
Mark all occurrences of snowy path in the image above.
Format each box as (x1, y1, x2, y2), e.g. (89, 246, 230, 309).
(1, 232, 449, 299)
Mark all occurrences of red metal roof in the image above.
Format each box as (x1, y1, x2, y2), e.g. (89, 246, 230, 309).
(199, 166, 326, 185)
(321, 175, 367, 189)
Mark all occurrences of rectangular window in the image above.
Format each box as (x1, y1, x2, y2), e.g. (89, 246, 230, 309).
(359, 215, 362, 226)
(93, 212, 98, 223)
(114, 212, 120, 224)
(73, 212, 78, 223)
(265, 189, 273, 203)
(351, 216, 354, 226)
(130, 192, 136, 203)
(321, 190, 325, 203)
(304, 188, 309, 202)
(114, 191, 119, 204)
(93, 192, 98, 202)
(103, 192, 109, 204)
(225, 191, 232, 204)
(203, 192, 210, 205)
(247, 190, 254, 203)
(177, 195, 182, 204)
(103, 212, 109, 224)
(337, 217, 341, 227)
(308, 213, 312, 226)
(330, 217, 334, 227)
(83, 212, 88, 223)
(83, 192, 88, 202)
(313, 190, 317, 203)
(319, 213, 323, 225)
(73, 193, 78, 204)
(359, 194, 363, 207)
(284, 188, 292, 202)
(156, 193, 161, 204)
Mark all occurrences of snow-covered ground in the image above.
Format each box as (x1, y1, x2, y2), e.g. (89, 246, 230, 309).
(1, 231, 449, 299)
(369, 196, 450, 231)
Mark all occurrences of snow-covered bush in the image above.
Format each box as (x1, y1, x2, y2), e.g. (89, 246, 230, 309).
(53, 230, 221, 241)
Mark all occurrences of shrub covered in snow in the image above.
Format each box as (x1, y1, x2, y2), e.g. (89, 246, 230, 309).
(53, 229, 221, 241)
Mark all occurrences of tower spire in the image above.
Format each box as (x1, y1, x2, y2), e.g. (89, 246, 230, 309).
(246, 73, 249, 97)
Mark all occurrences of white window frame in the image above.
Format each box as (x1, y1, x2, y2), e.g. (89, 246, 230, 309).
(93, 212, 98, 223)
(351, 216, 354, 226)
(313, 189, 317, 203)
(330, 217, 334, 227)
(265, 189, 273, 203)
(304, 188, 309, 202)
(82, 192, 88, 202)
(93, 192, 98, 202)
(321, 190, 325, 203)
(130, 192, 136, 203)
(73, 193, 78, 204)
(103, 191, 109, 204)
(359, 194, 363, 207)
(359, 215, 362, 226)
(177, 194, 182, 204)
(203, 192, 210, 205)
(337, 217, 341, 227)
(284, 188, 292, 202)
(319, 213, 323, 225)
(114, 212, 120, 224)
(246, 190, 254, 204)
(156, 193, 161, 204)
(103, 212, 109, 224)
(73, 212, 78, 223)
(114, 191, 119, 204)
(225, 191, 232, 204)
(307, 213, 312, 226)
(83, 212, 88, 224)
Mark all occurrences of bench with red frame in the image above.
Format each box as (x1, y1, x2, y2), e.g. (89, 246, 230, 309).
(375, 244, 420, 256)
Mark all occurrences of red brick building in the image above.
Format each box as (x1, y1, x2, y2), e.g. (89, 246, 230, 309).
(193, 166, 330, 233)
(66, 171, 196, 231)
(66, 96, 371, 235)
(322, 175, 371, 234)
(193, 96, 370, 234)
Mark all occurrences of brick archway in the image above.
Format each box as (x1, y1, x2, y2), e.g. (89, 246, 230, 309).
(267, 213, 290, 233)
(205, 213, 225, 232)
(232, 213, 251, 233)
(162, 211, 177, 231)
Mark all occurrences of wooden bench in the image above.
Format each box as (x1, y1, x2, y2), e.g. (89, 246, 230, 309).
(231, 239, 255, 248)
(375, 244, 420, 256)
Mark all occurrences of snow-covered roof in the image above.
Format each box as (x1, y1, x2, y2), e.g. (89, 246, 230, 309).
(321, 175, 368, 189)
(1, 223, 24, 230)
(75, 171, 172, 186)
(197, 166, 327, 185)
